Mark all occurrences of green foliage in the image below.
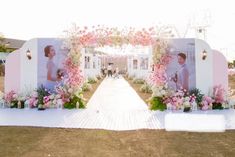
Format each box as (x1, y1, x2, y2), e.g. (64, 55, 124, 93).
(10, 101, 24, 109)
(82, 82, 92, 92)
(88, 77, 97, 84)
(212, 103, 224, 110)
(10, 101, 18, 108)
(127, 75, 134, 80)
(133, 78, 145, 84)
(189, 88, 204, 104)
(149, 97, 166, 111)
(0, 35, 10, 52)
(64, 95, 85, 109)
(140, 83, 152, 93)
(36, 86, 50, 106)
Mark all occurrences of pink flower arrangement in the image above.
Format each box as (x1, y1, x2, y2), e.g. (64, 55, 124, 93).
(150, 64, 168, 86)
(201, 96, 214, 110)
(164, 90, 186, 110)
(64, 57, 84, 89)
(4, 90, 17, 104)
(25, 91, 38, 108)
(213, 85, 226, 104)
(65, 25, 165, 48)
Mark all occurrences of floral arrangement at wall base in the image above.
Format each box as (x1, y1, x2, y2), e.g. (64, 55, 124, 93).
(148, 85, 234, 111)
(1, 84, 86, 110)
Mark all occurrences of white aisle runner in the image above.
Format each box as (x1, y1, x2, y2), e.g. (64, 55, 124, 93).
(1, 77, 235, 131)
(86, 77, 148, 111)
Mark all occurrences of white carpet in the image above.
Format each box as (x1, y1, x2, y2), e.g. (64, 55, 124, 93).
(0, 77, 235, 132)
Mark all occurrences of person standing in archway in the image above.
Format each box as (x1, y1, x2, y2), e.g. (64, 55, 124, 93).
(107, 63, 112, 77)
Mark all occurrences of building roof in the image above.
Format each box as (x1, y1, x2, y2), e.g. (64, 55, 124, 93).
(3, 38, 26, 49)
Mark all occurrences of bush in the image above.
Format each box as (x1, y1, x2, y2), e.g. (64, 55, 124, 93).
(82, 82, 92, 92)
(127, 75, 134, 80)
(88, 77, 98, 84)
(63, 95, 85, 109)
(37, 86, 50, 107)
(189, 88, 204, 104)
(212, 102, 224, 110)
(140, 83, 152, 93)
(96, 75, 102, 80)
(149, 97, 166, 111)
(132, 78, 145, 84)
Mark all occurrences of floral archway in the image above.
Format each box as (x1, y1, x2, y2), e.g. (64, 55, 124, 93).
(62, 25, 229, 111)
(63, 25, 171, 96)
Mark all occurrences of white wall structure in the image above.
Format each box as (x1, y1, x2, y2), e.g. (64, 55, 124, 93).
(5, 50, 21, 93)
(127, 46, 152, 80)
(127, 54, 151, 79)
(20, 38, 38, 93)
(81, 48, 101, 79)
(194, 39, 214, 95)
(5, 38, 101, 94)
(212, 49, 228, 92)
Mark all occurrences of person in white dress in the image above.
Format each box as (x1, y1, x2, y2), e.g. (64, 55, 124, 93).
(44, 45, 61, 91)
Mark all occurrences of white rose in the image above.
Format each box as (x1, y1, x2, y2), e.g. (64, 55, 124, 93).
(160, 90, 166, 96)
(68, 88, 73, 93)
(154, 90, 161, 97)
(56, 94, 61, 99)
(32, 92, 38, 98)
(0, 91, 4, 99)
(57, 99, 63, 105)
(183, 101, 190, 107)
(49, 94, 55, 100)
(184, 97, 190, 102)
(52, 99, 57, 105)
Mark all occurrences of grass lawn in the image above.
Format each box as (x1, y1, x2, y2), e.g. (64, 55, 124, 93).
(83, 78, 103, 105)
(124, 77, 152, 104)
(0, 127, 235, 157)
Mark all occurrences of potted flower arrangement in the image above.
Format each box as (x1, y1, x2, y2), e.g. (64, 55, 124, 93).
(212, 85, 226, 110)
(36, 86, 50, 110)
(24, 91, 38, 108)
(183, 97, 192, 112)
(4, 90, 18, 108)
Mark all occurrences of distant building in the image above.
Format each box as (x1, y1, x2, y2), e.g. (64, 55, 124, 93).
(2, 38, 26, 51)
(0, 38, 25, 64)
